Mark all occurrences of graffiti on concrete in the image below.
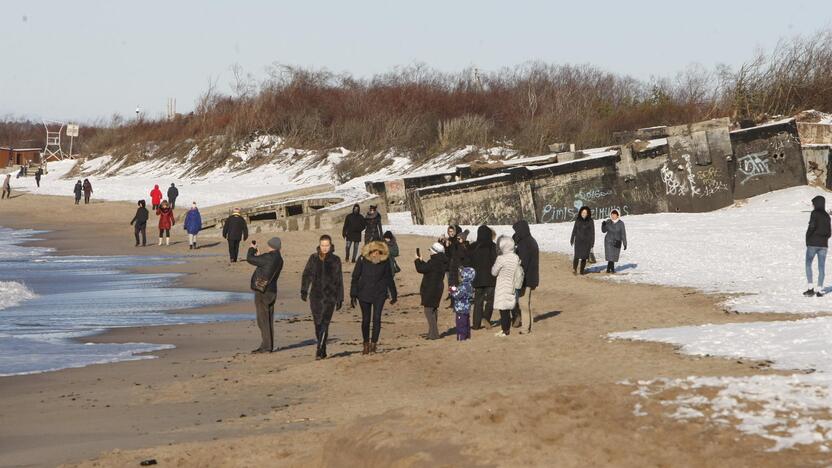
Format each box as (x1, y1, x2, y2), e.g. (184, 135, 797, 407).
(737, 152, 774, 185)
(661, 154, 728, 198)
(575, 188, 614, 202)
(696, 166, 730, 197)
(541, 204, 630, 223)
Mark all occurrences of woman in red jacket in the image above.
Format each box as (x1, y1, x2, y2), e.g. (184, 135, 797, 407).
(150, 184, 163, 210)
(156, 200, 175, 246)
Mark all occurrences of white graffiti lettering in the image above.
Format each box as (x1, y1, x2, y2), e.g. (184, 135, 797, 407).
(737, 152, 774, 185)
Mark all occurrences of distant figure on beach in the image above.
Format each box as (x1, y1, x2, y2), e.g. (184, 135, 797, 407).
(82, 179, 93, 204)
(301, 235, 344, 360)
(492, 235, 522, 337)
(1, 174, 10, 199)
(341, 204, 366, 263)
(383, 231, 400, 276)
(350, 240, 397, 355)
(183, 202, 202, 250)
(150, 184, 163, 210)
(246, 237, 284, 353)
(468, 225, 497, 330)
(364, 205, 383, 243)
(130, 200, 149, 247)
(73, 180, 82, 205)
(168, 183, 179, 209)
(570, 206, 594, 276)
(34, 168, 42, 188)
(805, 195, 831, 297)
(222, 208, 248, 262)
(440, 225, 465, 297)
(156, 200, 175, 246)
(450, 266, 475, 341)
(512, 220, 539, 333)
(601, 210, 628, 274)
(415, 242, 448, 340)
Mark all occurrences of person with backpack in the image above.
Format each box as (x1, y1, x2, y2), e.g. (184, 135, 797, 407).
(167, 183, 179, 209)
(468, 225, 497, 329)
(156, 200, 175, 246)
(183, 202, 202, 250)
(301, 235, 344, 360)
(350, 240, 397, 355)
(805, 195, 832, 297)
(342, 204, 366, 263)
(222, 208, 248, 262)
(73, 180, 83, 205)
(415, 243, 449, 340)
(601, 210, 628, 274)
(491, 235, 522, 337)
(570, 206, 595, 275)
(130, 200, 149, 247)
(150, 184, 163, 210)
(82, 179, 93, 204)
(246, 237, 284, 353)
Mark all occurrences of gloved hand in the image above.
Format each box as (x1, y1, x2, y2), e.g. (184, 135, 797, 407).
(336, 301, 343, 311)
(300, 291, 308, 302)
(390, 297, 397, 305)
(350, 296, 357, 308)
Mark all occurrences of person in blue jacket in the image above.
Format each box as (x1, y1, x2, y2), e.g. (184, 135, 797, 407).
(184, 202, 202, 250)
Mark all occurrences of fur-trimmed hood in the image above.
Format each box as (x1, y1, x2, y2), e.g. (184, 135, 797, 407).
(361, 240, 390, 263)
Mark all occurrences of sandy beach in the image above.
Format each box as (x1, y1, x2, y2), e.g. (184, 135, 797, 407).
(0, 191, 825, 467)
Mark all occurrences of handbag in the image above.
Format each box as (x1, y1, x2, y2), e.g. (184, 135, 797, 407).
(613, 240, 622, 249)
(253, 259, 280, 293)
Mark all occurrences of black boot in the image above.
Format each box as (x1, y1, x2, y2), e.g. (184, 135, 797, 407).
(803, 288, 816, 297)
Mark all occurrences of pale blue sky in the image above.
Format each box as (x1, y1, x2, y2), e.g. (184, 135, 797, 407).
(1, 0, 829, 122)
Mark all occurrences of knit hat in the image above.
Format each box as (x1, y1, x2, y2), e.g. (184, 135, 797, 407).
(430, 242, 445, 254)
(267, 237, 282, 250)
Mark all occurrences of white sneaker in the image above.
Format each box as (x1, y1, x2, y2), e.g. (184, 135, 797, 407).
(495, 331, 507, 337)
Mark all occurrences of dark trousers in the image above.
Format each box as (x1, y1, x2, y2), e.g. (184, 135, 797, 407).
(607, 261, 615, 273)
(360, 298, 386, 343)
(572, 257, 587, 274)
(228, 239, 241, 261)
(84, 193, 91, 204)
(456, 313, 470, 340)
(345, 240, 360, 262)
(499, 309, 512, 334)
(134, 223, 146, 246)
(255, 290, 276, 351)
(35, 179, 40, 187)
(472, 287, 494, 329)
(423, 307, 439, 340)
(312, 302, 335, 357)
(152, 204, 160, 210)
(75, 196, 81, 204)
(170, 198, 177, 209)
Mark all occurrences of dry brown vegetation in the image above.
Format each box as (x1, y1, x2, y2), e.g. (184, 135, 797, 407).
(3, 30, 832, 162)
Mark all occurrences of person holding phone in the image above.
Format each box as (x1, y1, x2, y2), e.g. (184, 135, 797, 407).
(601, 210, 627, 274)
(246, 238, 284, 353)
(415, 243, 448, 340)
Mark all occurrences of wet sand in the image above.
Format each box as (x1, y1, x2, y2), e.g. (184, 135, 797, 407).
(0, 192, 825, 467)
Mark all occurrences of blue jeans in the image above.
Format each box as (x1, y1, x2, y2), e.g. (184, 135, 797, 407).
(806, 246, 827, 287)
(345, 240, 360, 262)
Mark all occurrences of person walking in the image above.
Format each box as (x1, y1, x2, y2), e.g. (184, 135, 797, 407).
(441, 225, 462, 290)
(156, 200, 175, 246)
(82, 179, 93, 204)
(73, 180, 82, 205)
(450, 266, 475, 341)
(150, 184, 163, 210)
(512, 220, 540, 332)
(364, 205, 383, 243)
(601, 210, 628, 274)
(350, 240, 397, 354)
(167, 183, 179, 209)
(491, 235, 522, 337)
(183, 202, 202, 250)
(130, 200, 149, 247)
(468, 225, 497, 329)
(805, 195, 831, 297)
(246, 237, 284, 353)
(34, 168, 42, 188)
(342, 204, 366, 263)
(383, 231, 400, 276)
(301, 235, 344, 360)
(222, 208, 248, 262)
(415, 242, 448, 340)
(570, 206, 595, 275)
(1, 174, 10, 200)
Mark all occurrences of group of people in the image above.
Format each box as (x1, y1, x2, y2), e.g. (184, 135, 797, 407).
(0, 167, 44, 200)
(73, 179, 94, 204)
(128, 183, 201, 249)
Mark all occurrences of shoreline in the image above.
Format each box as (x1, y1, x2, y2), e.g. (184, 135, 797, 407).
(1, 191, 827, 467)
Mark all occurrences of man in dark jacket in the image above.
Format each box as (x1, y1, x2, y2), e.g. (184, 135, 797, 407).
(342, 204, 366, 263)
(34, 168, 43, 187)
(364, 205, 383, 243)
(415, 242, 449, 340)
(467, 225, 497, 329)
(167, 183, 179, 209)
(301, 235, 344, 359)
(350, 240, 397, 354)
(130, 200, 149, 247)
(512, 220, 540, 332)
(247, 237, 284, 353)
(222, 208, 249, 262)
(805, 195, 831, 297)
(73, 180, 82, 204)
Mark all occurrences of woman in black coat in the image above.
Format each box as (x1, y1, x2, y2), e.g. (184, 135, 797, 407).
(415, 243, 449, 340)
(301, 235, 344, 359)
(570, 206, 595, 275)
(350, 240, 397, 354)
(467, 225, 497, 329)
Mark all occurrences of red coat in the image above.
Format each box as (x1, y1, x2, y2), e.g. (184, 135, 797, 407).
(150, 186, 163, 205)
(157, 207, 175, 230)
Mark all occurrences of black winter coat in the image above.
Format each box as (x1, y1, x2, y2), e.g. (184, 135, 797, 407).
(468, 226, 497, 288)
(301, 249, 344, 306)
(246, 248, 283, 293)
(222, 214, 249, 241)
(364, 212, 383, 243)
(807, 196, 831, 247)
(342, 211, 366, 242)
(571, 217, 595, 260)
(513, 221, 540, 289)
(73, 183, 82, 197)
(350, 242, 397, 303)
(130, 207, 149, 226)
(168, 186, 179, 201)
(415, 253, 448, 308)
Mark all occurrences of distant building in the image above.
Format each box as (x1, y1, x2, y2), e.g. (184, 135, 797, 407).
(0, 146, 44, 168)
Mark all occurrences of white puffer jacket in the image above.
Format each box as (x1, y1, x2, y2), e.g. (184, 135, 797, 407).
(491, 236, 521, 311)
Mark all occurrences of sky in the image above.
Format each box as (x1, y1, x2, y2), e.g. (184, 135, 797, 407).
(1, 0, 830, 123)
